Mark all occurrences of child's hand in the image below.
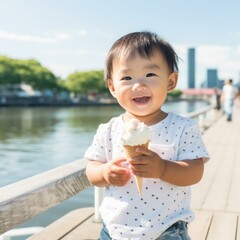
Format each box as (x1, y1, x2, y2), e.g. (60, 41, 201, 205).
(103, 158, 131, 186)
(127, 147, 165, 179)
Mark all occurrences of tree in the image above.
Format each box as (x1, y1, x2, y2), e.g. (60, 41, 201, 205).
(65, 70, 108, 94)
(0, 56, 20, 84)
(0, 55, 60, 91)
(168, 89, 182, 98)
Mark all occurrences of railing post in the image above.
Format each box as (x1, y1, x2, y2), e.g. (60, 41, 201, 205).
(198, 114, 204, 131)
(94, 187, 104, 223)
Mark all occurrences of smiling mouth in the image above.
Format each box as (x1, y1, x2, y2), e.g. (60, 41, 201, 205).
(133, 96, 151, 104)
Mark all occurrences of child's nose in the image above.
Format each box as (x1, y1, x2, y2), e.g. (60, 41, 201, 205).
(132, 81, 147, 91)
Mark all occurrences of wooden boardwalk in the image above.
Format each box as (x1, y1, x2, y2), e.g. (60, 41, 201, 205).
(189, 107, 240, 240)
(26, 108, 240, 239)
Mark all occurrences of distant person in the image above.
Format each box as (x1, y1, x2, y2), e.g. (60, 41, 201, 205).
(84, 31, 209, 240)
(221, 79, 238, 121)
(213, 88, 221, 110)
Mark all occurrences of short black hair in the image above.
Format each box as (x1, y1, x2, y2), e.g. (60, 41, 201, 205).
(105, 31, 179, 82)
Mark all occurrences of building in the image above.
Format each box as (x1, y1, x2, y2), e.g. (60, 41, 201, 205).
(207, 69, 218, 88)
(200, 69, 224, 89)
(187, 48, 195, 88)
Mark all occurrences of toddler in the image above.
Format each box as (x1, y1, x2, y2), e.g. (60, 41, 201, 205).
(85, 31, 209, 240)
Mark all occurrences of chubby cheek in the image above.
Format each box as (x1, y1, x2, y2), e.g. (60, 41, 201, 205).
(114, 82, 129, 97)
(152, 88, 168, 105)
(159, 90, 168, 101)
(116, 90, 129, 106)
(115, 87, 132, 109)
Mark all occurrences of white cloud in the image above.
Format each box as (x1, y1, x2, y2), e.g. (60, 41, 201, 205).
(43, 48, 106, 57)
(0, 30, 72, 43)
(68, 29, 88, 36)
(0, 28, 92, 44)
(197, 45, 232, 67)
(197, 45, 240, 82)
(0, 28, 113, 44)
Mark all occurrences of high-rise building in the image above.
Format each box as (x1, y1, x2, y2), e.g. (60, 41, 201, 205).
(187, 48, 195, 88)
(207, 69, 218, 88)
(200, 69, 223, 89)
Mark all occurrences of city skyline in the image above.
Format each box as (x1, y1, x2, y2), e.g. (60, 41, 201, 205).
(0, 0, 240, 89)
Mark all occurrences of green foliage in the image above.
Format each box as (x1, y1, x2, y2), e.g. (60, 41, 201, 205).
(0, 55, 60, 90)
(0, 55, 109, 94)
(168, 89, 182, 97)
(65, 70, 108, 94)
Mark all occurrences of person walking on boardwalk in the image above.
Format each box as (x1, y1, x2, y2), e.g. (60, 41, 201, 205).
(221, 79, 238, 121)
(85, 31, 209, 240)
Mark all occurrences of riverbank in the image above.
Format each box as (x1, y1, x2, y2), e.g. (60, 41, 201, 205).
(0, 96, 210, 107)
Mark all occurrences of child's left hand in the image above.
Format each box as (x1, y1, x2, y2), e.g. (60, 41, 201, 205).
(127, 146, 165, 179)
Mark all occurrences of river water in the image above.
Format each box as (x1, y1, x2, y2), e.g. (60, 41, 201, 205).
(0, 100, 208, 234)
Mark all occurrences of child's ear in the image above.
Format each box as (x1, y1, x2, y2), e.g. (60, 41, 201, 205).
(107, 79, 117, 98)
(167, 72, 178, 93)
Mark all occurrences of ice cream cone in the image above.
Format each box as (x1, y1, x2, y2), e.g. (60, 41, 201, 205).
(123, 141, 149, 195)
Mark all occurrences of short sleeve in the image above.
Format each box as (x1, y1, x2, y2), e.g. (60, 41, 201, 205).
(84, 123, 108, 162)
(177, 120, 209, 162)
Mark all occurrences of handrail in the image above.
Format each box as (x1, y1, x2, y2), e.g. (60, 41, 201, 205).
(0, 104, 220, 235)
(0, 227, 43, 240)
(0, 159, 91, 234)
(184, 105, 221, 132)
(184, 105, 213, 118)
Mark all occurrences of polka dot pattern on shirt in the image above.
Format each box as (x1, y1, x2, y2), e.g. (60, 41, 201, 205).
(84, 113, 209, 240)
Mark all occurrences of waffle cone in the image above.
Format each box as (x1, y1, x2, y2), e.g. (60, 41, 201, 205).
(123, 141, 149, 195)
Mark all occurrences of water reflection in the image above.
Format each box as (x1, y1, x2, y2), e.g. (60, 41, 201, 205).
(0, 106, 124, 141)
(66, 106, 124, 130)
(0, 101, 208, 187)
(0, 101, 206, 141)
(0, 108, 59, 141)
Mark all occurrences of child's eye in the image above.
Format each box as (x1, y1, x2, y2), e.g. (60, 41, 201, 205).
(146, 73, 157, 77)
(121, 76, 132, 80)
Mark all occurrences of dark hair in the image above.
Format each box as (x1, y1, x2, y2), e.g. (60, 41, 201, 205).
(105, 31, 179, 82)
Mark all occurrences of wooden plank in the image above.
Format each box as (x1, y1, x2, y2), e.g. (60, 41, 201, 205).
(236, 215, 240, 240)
(28, 208, 94, 240)
(61, 215, 102, 240)
(226, 154, 240, 212)
(188, 211, 213, 240)
(191, 114, 229, 211)
(206, 212, 237, 240)
(191, 155, 217, 210)
(200, 136, 234, 212)
(0, 159, 91, 234)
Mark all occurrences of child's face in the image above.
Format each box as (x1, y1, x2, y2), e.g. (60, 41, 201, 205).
(108, 52, 178, 122)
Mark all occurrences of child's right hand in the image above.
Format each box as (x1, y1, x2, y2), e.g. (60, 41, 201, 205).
(102, 158, 131, 186)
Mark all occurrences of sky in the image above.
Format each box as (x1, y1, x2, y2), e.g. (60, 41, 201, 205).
(0, 0, 240, 89)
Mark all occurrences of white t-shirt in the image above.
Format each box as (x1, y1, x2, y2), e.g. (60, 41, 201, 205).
(222, 84, 237, 100)
(84, 112, 209, 240)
